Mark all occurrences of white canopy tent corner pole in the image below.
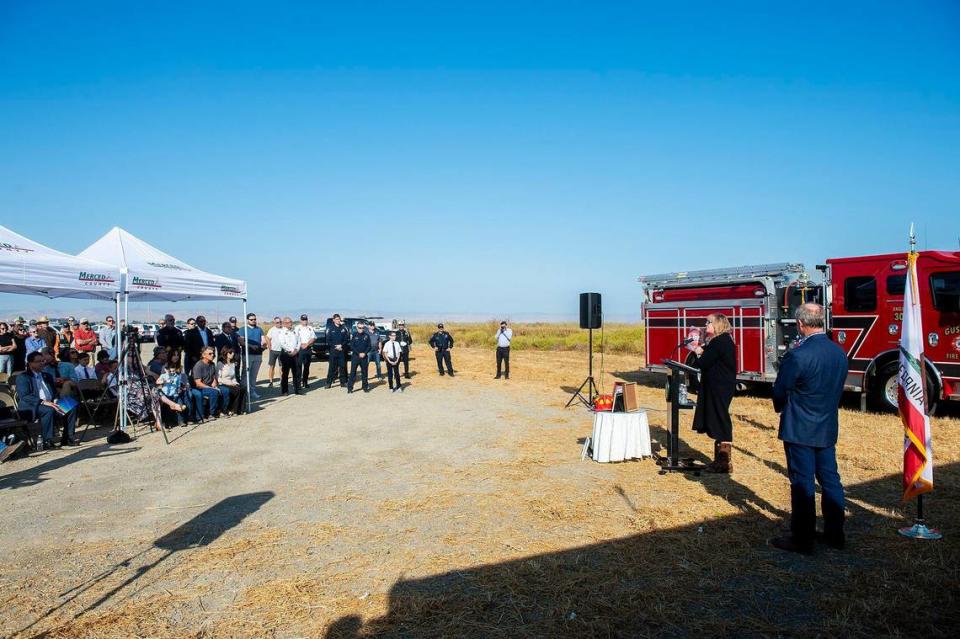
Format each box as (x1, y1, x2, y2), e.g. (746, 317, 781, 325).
(243, 298, 252, 413)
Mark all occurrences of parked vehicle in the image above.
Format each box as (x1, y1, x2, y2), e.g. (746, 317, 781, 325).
(639, 252, 960, 413)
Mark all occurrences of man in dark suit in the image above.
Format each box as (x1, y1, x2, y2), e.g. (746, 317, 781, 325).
(770, 303, 848, 554)
(183, 315, 215, 375)
(16, 351, 79, 449)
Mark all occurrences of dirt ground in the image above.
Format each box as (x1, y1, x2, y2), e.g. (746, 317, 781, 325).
(1, 344, 958, 638)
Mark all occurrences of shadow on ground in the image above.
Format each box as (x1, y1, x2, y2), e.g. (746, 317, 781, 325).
(325, 464, 960, 638)
(24, 491, 275, 638)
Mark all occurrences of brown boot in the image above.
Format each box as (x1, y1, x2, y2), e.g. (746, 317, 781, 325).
(709, 441, 732, 473)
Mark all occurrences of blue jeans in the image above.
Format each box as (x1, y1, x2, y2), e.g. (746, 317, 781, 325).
(783, 442, 845, 545)
(0, 354, 11, 375)
(195, 386, 227, 418)
(368, 350, 382, 377)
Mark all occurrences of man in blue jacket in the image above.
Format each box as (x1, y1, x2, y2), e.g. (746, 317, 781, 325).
(325, 314, 350, 389)
(16, 351, 79, 449)
(348, 322, 372, 393)
(770, 303, 848, 554)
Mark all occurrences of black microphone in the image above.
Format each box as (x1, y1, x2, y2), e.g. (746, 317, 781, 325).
(681, 337, 696, 346)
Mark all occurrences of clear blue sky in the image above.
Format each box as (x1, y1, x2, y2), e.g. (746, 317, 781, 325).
(2, 1, 958, 321)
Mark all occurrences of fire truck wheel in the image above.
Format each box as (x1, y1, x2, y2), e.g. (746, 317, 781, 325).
(870, 362, 939, 415)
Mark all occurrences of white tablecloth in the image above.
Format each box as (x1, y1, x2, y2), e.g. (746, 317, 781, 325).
(591, 411, 651, 462)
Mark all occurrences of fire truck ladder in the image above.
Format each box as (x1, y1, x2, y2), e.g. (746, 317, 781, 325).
(638, 262, 804, 288)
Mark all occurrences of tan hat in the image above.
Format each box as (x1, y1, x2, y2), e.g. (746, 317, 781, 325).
(37, 315, 50, 323)
(79, 317, 89, 324)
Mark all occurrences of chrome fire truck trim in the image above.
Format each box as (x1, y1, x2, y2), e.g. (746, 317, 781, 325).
(638, 263, 804, 287)
(643, 299, 766, 310)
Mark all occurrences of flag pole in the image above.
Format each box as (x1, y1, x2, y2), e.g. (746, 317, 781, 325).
(897, 223, 942, 540)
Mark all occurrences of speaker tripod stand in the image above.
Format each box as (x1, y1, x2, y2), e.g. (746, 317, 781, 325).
(566, 327, 600, 409)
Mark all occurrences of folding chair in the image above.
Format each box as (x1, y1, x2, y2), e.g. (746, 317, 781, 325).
(0, 382, 38, 451)
(76, 378, 118, 441)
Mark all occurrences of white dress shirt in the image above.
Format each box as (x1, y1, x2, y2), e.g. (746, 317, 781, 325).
(496, 328, 513, 348)
(382, 340, 402, 362)
(274, 327, 300, 353)
(34, 372, 52, 401)
(294, 324, 315, 347)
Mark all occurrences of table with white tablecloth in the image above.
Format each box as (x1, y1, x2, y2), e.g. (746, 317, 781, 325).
(590, 411, 652, 462)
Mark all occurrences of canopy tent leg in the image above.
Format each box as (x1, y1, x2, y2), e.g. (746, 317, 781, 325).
(121, 292, 131, 437)
(243, 299, 252, 413)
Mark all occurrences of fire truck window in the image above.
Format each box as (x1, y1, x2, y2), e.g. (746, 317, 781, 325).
(886, 274, 906, 296)
(930, 271, 960, 312)
(844, 276, 876, 312)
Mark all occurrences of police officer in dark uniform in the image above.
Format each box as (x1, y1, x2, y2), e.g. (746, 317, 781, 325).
(429, 323, 455, 376)
(396, 321, 414, 378)
(348, 321, 372, 393)
(325, 314, 350, 389)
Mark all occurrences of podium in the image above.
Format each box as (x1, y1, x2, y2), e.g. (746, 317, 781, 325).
(657, 359, 707, 473)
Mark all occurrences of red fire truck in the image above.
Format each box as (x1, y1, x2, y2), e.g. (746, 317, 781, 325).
(639, 252, 960, 412)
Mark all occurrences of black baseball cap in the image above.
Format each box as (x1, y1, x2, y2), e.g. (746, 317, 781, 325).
(229, 316, 238, 322)
(300, 314, 308, 320)
(437, 323, 444, 329)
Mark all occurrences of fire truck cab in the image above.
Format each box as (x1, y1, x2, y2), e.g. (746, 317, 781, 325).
(640, 252, 960, 412)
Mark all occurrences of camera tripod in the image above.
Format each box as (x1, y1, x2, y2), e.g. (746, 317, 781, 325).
(112, 331, 168, 444)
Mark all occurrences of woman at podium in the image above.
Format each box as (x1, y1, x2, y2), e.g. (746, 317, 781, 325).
(690, 313, 736, 472)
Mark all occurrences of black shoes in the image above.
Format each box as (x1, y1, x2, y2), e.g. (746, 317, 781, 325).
(495, 375, 501, 379)
(296, 390, 306, 395)
(769, 536, 814, 555)
(439, 371, 445, 376)
(816, 531, 846, 550)
(61, 438, 81, 447)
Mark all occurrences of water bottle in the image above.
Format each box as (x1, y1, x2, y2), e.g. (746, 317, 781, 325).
(679, 383, 688, 405)
(36, 437, 43, 452)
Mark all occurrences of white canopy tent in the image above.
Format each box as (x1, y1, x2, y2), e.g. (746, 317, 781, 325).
(0, 225, 123, 445)
(77, 227, 251, 431)
(0, 224, 122, 301)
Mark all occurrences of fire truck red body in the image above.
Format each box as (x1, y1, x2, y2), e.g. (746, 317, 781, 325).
(639, 252, 960, 411)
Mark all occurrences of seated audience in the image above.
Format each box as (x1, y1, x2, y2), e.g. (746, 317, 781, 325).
(74, 352, 97, 381)
(147, 347, 167, 376)
(216, 346, 247, 416)
(15, 351, 79, 448)
(156, 361, 195, 426)
(192, 347, 227, 420)
(95, 351, 112, 379)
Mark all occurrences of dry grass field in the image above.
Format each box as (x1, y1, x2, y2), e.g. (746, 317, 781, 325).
(0, 340, 958, 638)
(407, 321, 645, 354)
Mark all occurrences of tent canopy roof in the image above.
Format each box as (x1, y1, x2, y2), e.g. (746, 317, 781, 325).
(0, 225, 122, 300)
(77, 227, 247, 302)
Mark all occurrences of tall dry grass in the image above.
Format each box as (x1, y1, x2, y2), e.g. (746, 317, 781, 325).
(408, 321, 644, 355)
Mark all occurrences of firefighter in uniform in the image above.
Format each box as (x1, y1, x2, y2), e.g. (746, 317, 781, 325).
(348, 321, 372, 393)
(396, 321, 414, 378)
(429, 323, 455, 376)
(325, 314, 350, 389)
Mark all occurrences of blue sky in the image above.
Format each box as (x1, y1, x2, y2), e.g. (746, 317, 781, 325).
(2, 1, 958, 321)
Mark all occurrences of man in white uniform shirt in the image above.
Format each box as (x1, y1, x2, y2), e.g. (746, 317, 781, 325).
(495, 320, 513, 380)
(295, 314, 317, 389)
(276, 317, 303, 396)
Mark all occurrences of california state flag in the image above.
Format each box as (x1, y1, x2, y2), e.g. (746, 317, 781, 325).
(899, 250, 934, 501)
